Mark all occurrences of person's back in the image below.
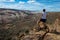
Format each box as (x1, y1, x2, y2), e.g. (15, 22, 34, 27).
(40, 9, 47, 23)
(42, 11, 47, 19)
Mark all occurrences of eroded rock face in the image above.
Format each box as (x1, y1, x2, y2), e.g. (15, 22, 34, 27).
(53, 18, 60, 33)
(21, 34, 40, 40)
(44, 33, 60, 40)
(21, 23, 60, 40)
(22, 32, 60, 40)
(21, 30, 47, 40)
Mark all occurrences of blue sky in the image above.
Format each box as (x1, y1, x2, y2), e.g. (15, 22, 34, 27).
(0, 0, 60, 12)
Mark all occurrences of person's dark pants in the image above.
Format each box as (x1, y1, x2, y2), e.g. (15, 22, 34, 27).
(40, 19, 47, 23)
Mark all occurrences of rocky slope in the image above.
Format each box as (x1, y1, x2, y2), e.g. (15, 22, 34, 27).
(0, 8, 60, 40)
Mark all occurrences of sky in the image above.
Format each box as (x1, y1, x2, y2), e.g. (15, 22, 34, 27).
(0, 0, 60, 12)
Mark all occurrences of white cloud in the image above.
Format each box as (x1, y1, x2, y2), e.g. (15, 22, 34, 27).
(27, 0, 36, 3)
(0, 1, 25, 9)
(0, 0, 5, 1)
(19, 1, 25, 5)
(0, 0, 15, 2)
(27, 0, 35, 3)
(0, 2, 24, 9)
(27, 0, 45, 6)
(0, 0, 45, 11)
(8, 0, 15, 2)
(0, 0, 60, 12)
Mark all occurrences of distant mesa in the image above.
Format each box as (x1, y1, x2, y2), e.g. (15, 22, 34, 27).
(0, 8, 34, 24)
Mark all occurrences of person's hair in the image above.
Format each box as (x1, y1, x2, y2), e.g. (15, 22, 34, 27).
(43, 9, 46, 12)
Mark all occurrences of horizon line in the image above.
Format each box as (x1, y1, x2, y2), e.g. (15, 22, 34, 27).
(0, 8, 60, 12)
